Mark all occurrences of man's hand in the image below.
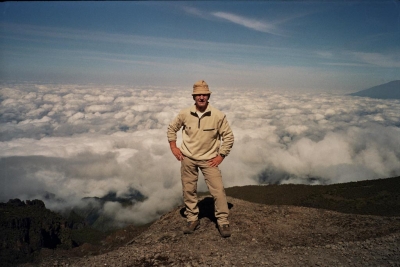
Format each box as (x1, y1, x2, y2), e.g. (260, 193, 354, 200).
(169, 141, 184, 161)
(208, 155, 224, 167)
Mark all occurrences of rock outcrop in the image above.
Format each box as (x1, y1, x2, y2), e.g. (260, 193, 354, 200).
(0, 199, 74, 266)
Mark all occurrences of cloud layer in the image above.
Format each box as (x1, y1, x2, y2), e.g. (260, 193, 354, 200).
(1, 83, 400, 225)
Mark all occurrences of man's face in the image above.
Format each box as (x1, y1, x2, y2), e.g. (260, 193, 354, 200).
(193, 94, 209, 110)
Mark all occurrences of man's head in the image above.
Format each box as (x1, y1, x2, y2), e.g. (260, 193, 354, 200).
(192, 80, 211, 111)
(192, 80, 211, 96)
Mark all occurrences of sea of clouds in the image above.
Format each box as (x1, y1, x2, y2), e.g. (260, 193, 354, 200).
(1, 83, 400, 225)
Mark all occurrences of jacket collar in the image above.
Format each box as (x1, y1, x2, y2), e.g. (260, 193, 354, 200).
(190, 103, 212, 116)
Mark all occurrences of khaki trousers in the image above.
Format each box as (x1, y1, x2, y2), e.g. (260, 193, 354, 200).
(181, 156, 229, 225)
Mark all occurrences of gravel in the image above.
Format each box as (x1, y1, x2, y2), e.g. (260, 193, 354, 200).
(34, 196, 400, 267)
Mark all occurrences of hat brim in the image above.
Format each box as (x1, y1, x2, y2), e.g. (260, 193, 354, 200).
(192, 90, 212, 96)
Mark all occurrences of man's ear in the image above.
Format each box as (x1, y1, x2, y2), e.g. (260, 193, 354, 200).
(192, 95, 196, 100)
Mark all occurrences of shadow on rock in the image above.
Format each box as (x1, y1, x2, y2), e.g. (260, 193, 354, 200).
(179, 197, 233, 225)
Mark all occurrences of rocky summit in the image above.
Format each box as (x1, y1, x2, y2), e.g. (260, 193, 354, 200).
(4, 177, 400, 267)
(36, 195, 400, 267)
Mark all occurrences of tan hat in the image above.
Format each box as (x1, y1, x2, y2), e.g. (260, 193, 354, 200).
(192, 80, 212, 95)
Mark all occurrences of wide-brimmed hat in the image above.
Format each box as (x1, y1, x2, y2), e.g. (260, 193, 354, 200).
(192, 80, 212, 95)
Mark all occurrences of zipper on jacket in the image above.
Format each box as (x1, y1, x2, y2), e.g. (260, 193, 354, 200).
(191, 111, 211, 129)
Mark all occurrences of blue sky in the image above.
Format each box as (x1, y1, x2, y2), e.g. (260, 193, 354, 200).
(1, 1, 399, 92)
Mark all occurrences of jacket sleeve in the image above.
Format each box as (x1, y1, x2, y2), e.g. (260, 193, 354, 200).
(218, 115, 234, 156)
(167, 112, 183, 142)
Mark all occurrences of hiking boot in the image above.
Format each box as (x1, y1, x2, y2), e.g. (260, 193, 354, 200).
(218, 224, 231, 238)
(183, 220, 200, 234)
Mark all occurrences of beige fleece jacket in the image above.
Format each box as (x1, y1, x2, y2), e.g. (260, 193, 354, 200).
(167, 104, 234, 160)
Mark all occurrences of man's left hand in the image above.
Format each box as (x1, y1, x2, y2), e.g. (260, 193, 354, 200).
(208, 155, 224, 167)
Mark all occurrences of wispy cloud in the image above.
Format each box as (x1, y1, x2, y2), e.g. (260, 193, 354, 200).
(182, 6, 206, 18)
(1, 22, 270, 52)
(1, 22, 299, 63)
(350, 52, 400, 68)
(315, 50, 400, 68)
(321, 62, 367, 67)
(212, 12, 280, 35)
(315, 51, 334, 59)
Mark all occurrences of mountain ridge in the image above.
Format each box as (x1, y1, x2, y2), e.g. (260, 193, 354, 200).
(225, 176, 400, 217)
(349, 80, 400, 99)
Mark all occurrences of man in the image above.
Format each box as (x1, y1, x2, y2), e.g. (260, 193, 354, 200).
(167, 80, 234, 238)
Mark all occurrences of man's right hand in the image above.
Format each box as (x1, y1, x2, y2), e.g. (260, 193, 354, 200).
(169, 141, 184, 161)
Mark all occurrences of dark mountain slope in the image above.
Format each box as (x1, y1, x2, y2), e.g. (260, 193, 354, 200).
(349, 80, 400, 99)
(225, 176, 400, 216)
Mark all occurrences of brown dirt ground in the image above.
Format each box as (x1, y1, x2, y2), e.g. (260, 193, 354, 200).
(28, 195, 400, 267)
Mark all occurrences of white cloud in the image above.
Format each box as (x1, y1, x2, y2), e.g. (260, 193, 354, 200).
(212, 12, 278, 35)
(1, 83, 400, 226)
